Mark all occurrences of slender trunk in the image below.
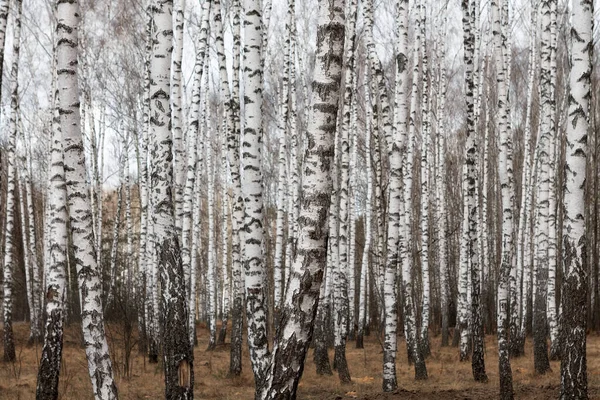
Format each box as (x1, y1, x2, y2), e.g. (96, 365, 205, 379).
(218, 158, 230, 345)
(559, 0, 592, 397)
(227, 0, 244, 377)
(206, 113, 217, 350)
(36, 92, 69, 400)
(172, 0, 185, 235)
(356, 65, 373, 351)
(533, 0, 554, 375)
(3, 0, 23, 362)
(263, 1, 345, 396)
(492, 0, 514, 395)
(399, 1, 428, 380)
(513, 2, 538, 358)
(242, 0, 270, 393)
(332, 0, 359, 379)
(57, 0, 118, 397)
(106, 166, 123, 308)
(418, 5, 431, 358)
(461, 0, 487, 382)
(149, 1, 193, 397)
(547, 0, 560, 361)
(435, 24, 449, 347)
(187, 0, 211, 349)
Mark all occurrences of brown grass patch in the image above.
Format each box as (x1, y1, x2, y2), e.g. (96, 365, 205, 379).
(1, 322, 600, 399)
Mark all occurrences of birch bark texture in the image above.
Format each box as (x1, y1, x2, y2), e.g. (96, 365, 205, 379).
(36, 95, 68, 400)
(560, 0, 593, 397)
(534, 0, 555, 375)
(460, 0, 487, 382)
(263, 0, 345, 396)
(2, 0, 23, 363)
(381, 0, 409, 391)
(149, 1, 193, 398)
(242, 0, 270, 393)
(492, 0, 514, 396)
(55, 0, 118, 397)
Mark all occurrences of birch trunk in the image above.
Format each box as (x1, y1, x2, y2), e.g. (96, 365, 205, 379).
(533, 0, 554, 375)
(418, 4, 431, 358)
(2, 0, 23, 362)
(356, 65, 373, 351)
(332, 0, 359, 383)
(227, 0, 245, 377)
(106, 161, 123, 308)
(400, 1, 427, 380)
(36, 97, 69, 400)
(380, 0, 408, 390)
(56, 0, 118, 397)
(25, 145, 42, 343)
(492, 0, 514, 396)
(263, 1, 345, 396)
(149, 1, 193, 397)
(242, 0, 270, 393)
(218, 151, 230, 345)
(435, 25, 449, 347)
(460, 0, 487, 382)
(513, 2, 538, 358)
(547, 0, 560, 361)
(172, 0, 185, 235)
(273, 84, 288, 321)
(186, 0, 210, 349)
(559, 1, 592, 397)
(206, 113, 217, 350)
(19, 155, 41, 343)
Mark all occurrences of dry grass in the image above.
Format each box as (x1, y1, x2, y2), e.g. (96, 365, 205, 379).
(1, 322, 600, 399)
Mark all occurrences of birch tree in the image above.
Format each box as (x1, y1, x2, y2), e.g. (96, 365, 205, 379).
(242, 0, 270, 391)
(332, 0, 359, 382)
(560, 0, 593, 396)
(381, 0, 408, 390)
(36, 92, 68, 400)
(461, 0, 487, 382)
(263, 0, 345, 396)
(356, 65, 373, 350)
(149, 0, 193, 397)
(434, 22, 449, 347)
(186, 0, 211, 348)
(56, 0, 118, 397)
(227, 0, 245, 377)
(2, 0, 23, 362)
(533, 0, 554, 375)
(513, 1, 538, 358)
(492, 0, 514, 396)
(418, 4, 431, 357)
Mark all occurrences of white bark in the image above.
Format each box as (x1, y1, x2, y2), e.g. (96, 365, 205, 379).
(186, 0, 211, 348)
(357, 64, 372, 348)
(560, 0, 592, 395)
(56, 0, 118, 396)
(172, 0, 185, 235)
(206, 109, 217, 349)
(533, 0, 554, 374)
(3, 0, 22, 360)
(149, 0, 193, 396)
(399, 1, 427, 379)
(492, 0, 514, 394)
(418, 4, 431, 357)
(36, 95, 69, 399)
(242, 0, 270, 390)
(515, 3, 538, 354)
(263, 1, 345, 395)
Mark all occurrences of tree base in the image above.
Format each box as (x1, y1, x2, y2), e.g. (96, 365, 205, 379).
(334, 344, 351, 384)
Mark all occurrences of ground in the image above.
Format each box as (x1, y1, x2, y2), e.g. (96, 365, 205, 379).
(1, 322, 600, 399)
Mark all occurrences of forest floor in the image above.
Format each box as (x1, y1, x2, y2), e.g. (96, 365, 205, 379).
(2, 322, 600, 399)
